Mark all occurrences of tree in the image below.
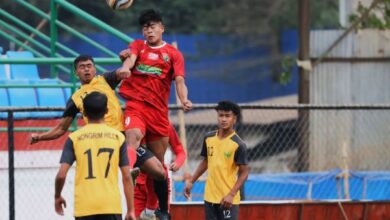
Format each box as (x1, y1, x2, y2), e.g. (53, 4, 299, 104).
(0, 0, 340, 34)
(349, 0, 390, 29)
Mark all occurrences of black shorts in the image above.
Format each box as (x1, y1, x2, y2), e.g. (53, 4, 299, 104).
(75, 214, 121, 220)
(204, 201, 239, 220)
(134, 145, 154, 167)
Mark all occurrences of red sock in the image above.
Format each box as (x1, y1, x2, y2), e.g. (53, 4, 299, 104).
(127, 147, 137, 168)
(161, 165, 171, 211)
(145, 165, 170, 210)
(146, 176, 159, 210)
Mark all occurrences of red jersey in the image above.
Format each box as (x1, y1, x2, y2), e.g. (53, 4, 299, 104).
(136, 124, 186, 185)
(119, 40, 185, 110)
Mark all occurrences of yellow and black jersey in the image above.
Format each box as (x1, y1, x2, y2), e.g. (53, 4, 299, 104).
(63, 72, 124, 131)
(60, 123, 128, 217)
(200, 130, 248, 205)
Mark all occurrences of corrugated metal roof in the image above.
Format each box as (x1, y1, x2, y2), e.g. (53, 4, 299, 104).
(169, 95, 298, 125)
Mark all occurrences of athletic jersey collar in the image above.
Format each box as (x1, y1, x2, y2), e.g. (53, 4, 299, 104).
(144, 40, 166, 49)
(85, 123, 106, 127)
(216, 130, 236, 140)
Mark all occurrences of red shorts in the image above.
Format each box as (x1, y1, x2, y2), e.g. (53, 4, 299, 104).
(134, 183, 147, 217)
(124, 99, 169, 142)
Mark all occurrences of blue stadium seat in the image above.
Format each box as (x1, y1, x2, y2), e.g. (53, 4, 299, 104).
(5, 79, 38, 119)
(0, 56, 7, 118)
(0, 61, 7, 80)
(31, 79, 65, 118)
(64, 87, 72, 101)
(64, 83, 80, 101)
(0, 87, 9, 119)
(6, 51, 40, 79)
(0, 48, 10, 80)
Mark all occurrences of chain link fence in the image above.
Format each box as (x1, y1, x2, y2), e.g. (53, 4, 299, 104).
(170, 104, 390, 202)
(1, 104, 390, 219)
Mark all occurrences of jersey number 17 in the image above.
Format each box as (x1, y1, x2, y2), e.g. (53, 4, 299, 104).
(84, 148, 114, 179)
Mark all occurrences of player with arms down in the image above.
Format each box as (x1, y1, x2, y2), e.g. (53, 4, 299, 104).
(54, 92, 136, 220)
(184, 100, 249, 220)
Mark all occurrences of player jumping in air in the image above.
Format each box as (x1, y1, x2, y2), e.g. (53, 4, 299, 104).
(118, 9, 192, 220)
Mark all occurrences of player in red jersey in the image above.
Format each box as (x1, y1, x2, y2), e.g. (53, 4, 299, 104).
(118, 9, 192, 220)
(135, 124, 186, 219)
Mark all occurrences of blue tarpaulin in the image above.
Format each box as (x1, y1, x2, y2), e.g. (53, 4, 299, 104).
(174, 169, 390, 201)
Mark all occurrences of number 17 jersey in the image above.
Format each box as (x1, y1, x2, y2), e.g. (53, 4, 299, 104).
(60, 123, 129, 217)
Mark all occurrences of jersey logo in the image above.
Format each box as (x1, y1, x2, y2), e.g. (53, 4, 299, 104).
(80, 91, 89, 100)
(224, 151, 232, 159)
(207, 146, 214, 156)
(135, 64, 162, 76)
(162, 53, 169, 63)
(148, 52, 159, 60)
(125, 116, 131, 126)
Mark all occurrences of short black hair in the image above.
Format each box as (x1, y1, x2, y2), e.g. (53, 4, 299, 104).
(139, 9, 163, 26)
(83, 92, 107, 121)
(215, 100, 241, 120)
(74, 55, 94, 70)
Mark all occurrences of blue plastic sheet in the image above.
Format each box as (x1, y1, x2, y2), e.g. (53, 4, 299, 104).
(174, 169, 390, 201)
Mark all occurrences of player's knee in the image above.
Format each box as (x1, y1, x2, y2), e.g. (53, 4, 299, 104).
(154, 166, 167, 181)
(125, 129, 143, 145)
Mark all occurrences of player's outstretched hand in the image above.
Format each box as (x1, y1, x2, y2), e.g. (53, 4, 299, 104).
(30, 133, 40, 145)
(184, 180, 193, 199)
(125, 211, 136, 220)
(182, 99, 192, 112)
(54, 195, 66, 216)
(119, 49, 131, 62)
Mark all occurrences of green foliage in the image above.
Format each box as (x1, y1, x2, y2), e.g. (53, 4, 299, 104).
(277, 55, 294, 85)
(0, 0, 341, 86)
(0, 0, 341, 34)
(349, 0, 390, 29)
(270, 0, 340, 31)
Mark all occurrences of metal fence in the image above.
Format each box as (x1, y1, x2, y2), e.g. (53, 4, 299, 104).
(1, 104, 390, 219)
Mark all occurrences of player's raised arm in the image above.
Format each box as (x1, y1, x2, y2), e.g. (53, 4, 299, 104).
(30, 116, 73, 144)
(118, 39, 141, 78)
(30, 85, 80, 145)
(117, 53, 137, 79)
(119, 48, 131, 62)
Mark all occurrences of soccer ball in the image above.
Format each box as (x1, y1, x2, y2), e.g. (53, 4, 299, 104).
(106, 0, 134, 10)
